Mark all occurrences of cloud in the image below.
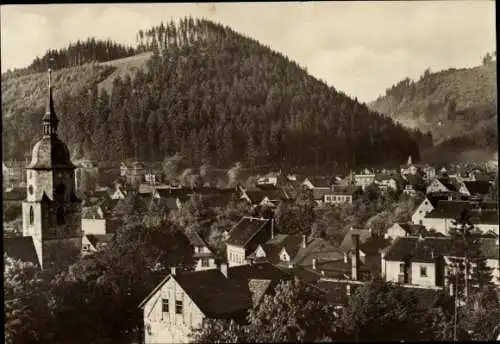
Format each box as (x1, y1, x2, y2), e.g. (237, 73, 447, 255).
(1, 2, 496, 102)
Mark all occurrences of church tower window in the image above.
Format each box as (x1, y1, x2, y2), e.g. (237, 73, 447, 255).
(29, 206, 34, 225)
(56, 206, 65, 225)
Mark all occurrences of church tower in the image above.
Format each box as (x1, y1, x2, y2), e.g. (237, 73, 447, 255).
(21, 68, 82, 269)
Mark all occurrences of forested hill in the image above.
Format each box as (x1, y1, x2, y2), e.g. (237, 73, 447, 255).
(369, 57, 497, 163)
(2, 18, 424, 171)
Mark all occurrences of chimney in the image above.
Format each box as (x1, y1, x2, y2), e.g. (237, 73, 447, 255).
(351, 234, 360, 281)
(343, 253, 348, 264)
(170, 266, 176, 276)
(321, 270, 325, 276)
(302, 235, 307, 248)
(220, 263, 228, 278)
(312, 258, 317, 270)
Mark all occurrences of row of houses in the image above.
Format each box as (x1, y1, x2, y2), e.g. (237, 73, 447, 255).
(141, 210, 500, 343)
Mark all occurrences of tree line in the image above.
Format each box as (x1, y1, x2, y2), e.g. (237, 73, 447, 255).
(2, 38, 137, 80)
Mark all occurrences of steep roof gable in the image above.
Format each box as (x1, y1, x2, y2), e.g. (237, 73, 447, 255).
(4, 236, 40, 267)
(226, 217, 270, 248)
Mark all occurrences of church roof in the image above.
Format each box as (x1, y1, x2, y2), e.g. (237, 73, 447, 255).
(27, 133, 75, 169)
(27, 69, 75, 170)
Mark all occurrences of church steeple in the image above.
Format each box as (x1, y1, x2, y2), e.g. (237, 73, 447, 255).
(42, 68, 59, 137)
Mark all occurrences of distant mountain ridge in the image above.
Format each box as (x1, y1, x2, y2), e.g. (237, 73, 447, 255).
(368, 60, 497, 163)
(3, 18, 424, 172)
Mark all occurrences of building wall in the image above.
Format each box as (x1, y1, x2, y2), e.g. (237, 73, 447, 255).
(324, 194, 353, 205)
(426, 180, 449, 193)
(82, 219, 106, 235)
(227, 244, 247, 267)
(384, 260, 435, 286)
(194, 257, 216, 271)
(354, 175, 375, 190)
(384, 260, 405, 284)
(421, 217, 451, 235)
(411, 199, 435, 225)
(143, 277, 205, 344)
(410, 262, 436, 287)
(386, 224, 406, 240)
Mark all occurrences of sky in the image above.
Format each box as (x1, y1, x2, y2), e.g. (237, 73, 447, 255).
(1, 2, 496, 102)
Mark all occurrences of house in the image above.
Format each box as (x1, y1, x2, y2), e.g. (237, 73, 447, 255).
(458, 180, 492, 198)
(185, 230, 217, 271)
(3, 160, 26, 188)
(81, 234, 114, 255)
(226, 217, 274, 266)
(426, 177, 459, 194)
(248, 234, 344, 272)
(353, 171, 376, 190)
(240, 188, 289, 208)
(386, 222, 443, 240)
(422, 165, 437, 181)
(334, 231, 390, 280)
(421, 200, 499, 236)
(400, 156, 420, 177)
(382, 236, 499, 288)
(4, 236, 40, 268)
(256, 172, 280, 187)
(374, 174, 398, 192)
(81, 205, 106, 235)
(411, 193, 455, 225)
(339, 227, 373, 254)
(139, 262, 292, 343)
(322, 186, 355, 205)
(302, 176, 333, 190)
(74, 159, 99, 194)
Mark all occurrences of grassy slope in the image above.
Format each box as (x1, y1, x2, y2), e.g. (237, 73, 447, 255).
(1, 52, 153, 120)
(97, 51, 153, 95)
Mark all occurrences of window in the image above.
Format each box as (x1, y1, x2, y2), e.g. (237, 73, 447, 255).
(162, 299, 169, 313)
(29, 206, 34, 225)
(175, 300, 183, 314)
(399, 263, 405, 274)
(201, 258, 209, 267)
(419, 220, 423, 225)
(420, 266, 428, 277)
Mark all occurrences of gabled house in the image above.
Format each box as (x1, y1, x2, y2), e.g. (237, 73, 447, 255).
(240, 188, 289, 208)
(226, 217, 274, 266)
(249, 234, 344, 272)
(382, 236, 499, 288)
(302, 176, 333, 190)
(426, 177, 459, 194)
(374, 174, 399, 192)
(139, 262, 291, 343)
(185, 230, 217, 271)
(82, 233, 114, 255)
(386, 222, 442, 240)
(353, 172, 376, 190)
(421, 200, 499, 236)
(411, 193, 453, 225)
